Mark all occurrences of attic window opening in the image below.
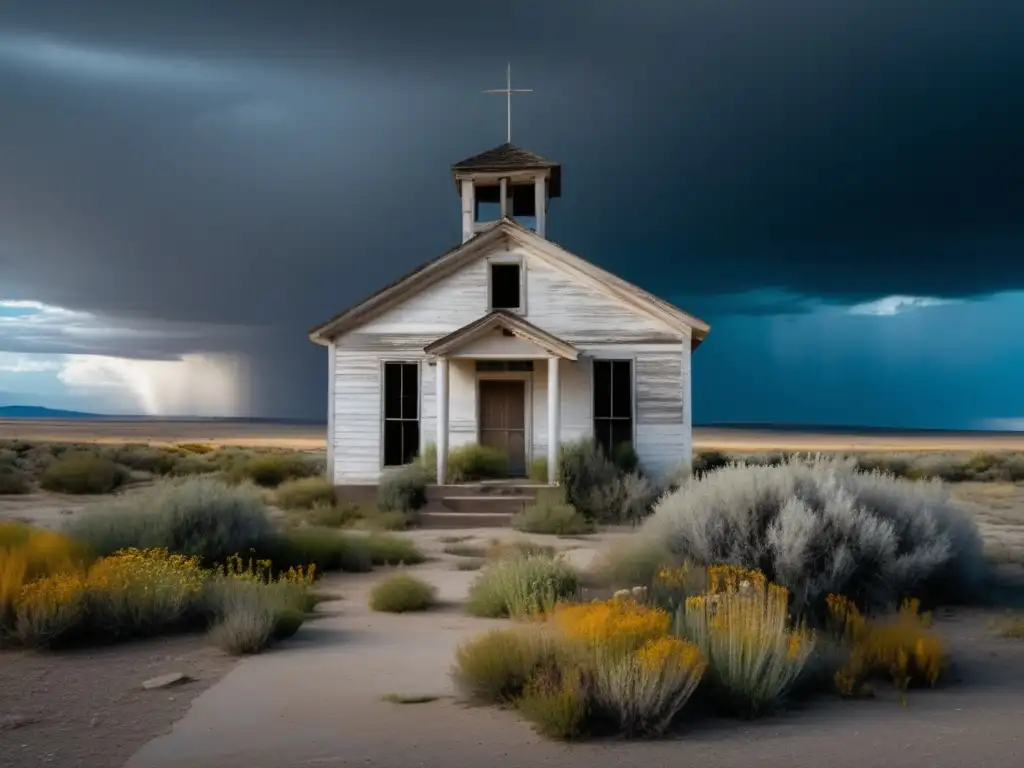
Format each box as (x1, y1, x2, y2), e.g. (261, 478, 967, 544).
(490, 263, 521, 310)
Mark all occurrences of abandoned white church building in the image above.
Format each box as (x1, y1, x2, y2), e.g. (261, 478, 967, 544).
(309, 142, 709, 487)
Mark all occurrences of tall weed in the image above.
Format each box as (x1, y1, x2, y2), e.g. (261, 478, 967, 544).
(678, 566, 815, 716)
(466, 554, 579, 618)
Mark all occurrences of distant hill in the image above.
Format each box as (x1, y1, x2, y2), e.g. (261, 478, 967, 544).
(0, 405, 101, 419)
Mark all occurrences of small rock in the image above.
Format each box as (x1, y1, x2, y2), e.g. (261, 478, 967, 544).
(0, 714, 36, 731)
(142, 672, 191, 690)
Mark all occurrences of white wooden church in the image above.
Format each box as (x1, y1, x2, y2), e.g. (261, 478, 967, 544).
(310, 140, 710, 487)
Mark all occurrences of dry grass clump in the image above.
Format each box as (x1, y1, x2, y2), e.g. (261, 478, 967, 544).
(678, 565, 816, 716)
(377, 463, 430, 512)
(204, 555, 315, 654)
(444, 542, 488, 558)
(177, 442, 215, 454)
(368, 573, 438, 613)
(453, 596, 706, 738)
(294, 500, 415, 531)
(0, 465, 31, 495)
(40, 453, 126, 494)
(466, 553, 579, 618)
(690, 449, 1024, 484)
(274, 476, 336, 510)
(417, 442, 510, 483)
(259, 528, 423, 573)
(641, 457, 986, 616)
(826, 594, 947, 698)
(445, 443, 509, 482)
(992, 613, 1024, 638)
(227, 452, 319, 488)
(512, 488, 593, 535)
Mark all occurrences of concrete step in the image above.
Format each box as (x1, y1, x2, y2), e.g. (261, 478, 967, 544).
(419, 511, 514, 529)
(426, 482, 547, 501)
(439, 495, 532, 515)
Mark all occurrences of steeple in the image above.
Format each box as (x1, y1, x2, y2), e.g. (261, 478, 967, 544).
(451, 142, 562, 243)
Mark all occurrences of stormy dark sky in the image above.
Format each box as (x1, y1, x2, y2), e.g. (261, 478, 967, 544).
(1, 1, 1022, 428)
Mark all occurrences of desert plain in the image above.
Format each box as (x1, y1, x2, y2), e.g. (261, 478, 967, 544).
(2, 418, 1024, 768)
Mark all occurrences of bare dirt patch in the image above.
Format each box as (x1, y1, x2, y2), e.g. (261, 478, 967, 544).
(0, 634, 237, 768)
(952, 482, 1024, 565)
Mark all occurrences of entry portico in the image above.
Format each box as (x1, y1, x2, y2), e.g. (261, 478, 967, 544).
(424, 310, 579, 485)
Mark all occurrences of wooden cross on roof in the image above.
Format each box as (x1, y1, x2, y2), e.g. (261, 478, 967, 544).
(482, 63, 532, 144)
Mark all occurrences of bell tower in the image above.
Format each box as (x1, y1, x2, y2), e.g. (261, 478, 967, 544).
(451, 143, 562, 242)
(452, 65, 561, 242)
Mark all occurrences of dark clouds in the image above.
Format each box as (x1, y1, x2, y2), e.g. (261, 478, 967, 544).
(0, 0, 1022, 417)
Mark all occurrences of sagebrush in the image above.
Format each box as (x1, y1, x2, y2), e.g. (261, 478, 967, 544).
(639, 457, 986, 616)
(65, 475, 273, 564)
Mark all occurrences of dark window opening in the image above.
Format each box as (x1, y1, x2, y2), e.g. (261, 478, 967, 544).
(491, 263, 521, 309)
(593, 360, 633, 457)
(476, 360, 534, 372)
(475, 185, 501, 223)
(383, 362, 420, 466)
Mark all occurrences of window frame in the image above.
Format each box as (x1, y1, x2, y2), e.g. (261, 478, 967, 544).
(590, 357, 636, 458)
(380, 359, 422, 468)
(487, 255, 526, 313)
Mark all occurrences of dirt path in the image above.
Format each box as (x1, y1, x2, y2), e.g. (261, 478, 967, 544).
(124, 537, 1024, 768)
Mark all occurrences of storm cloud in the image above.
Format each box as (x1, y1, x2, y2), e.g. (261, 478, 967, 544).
(0, 0, 1021, 420)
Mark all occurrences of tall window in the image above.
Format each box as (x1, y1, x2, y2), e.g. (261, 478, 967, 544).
(383, 362, 419, 466)
(490, 263, 521, 310)
(593, 359, 633, 457)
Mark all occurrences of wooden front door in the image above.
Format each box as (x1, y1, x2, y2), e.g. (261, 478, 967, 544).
(478, 379, 527, 476)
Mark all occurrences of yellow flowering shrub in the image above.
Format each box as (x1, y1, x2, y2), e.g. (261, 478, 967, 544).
(0, 522, 90, 621)
(14, 572, 88, 647)
(85, 548, 207, 637)
(552, 597, 670, 656)
(680, 567, 815, 716)
(204, 552, 317, 654)
(827, 594, 947, 697)
(649, 562, 707, 613)
(454, 595, 705, 738)
(590, 632, 706, 736)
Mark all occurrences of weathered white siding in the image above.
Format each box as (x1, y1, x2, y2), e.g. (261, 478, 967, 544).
(331, 350, 381, 483)
(632, 346, 688, 478)
(329, 239, 693, 483)
(524, 258, 679, 343)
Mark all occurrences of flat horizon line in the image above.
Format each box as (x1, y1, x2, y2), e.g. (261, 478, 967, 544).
(2, 409, 1023, 437)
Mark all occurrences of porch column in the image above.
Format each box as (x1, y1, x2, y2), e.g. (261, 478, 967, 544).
(547, 356, 560, 484)
(534, 173, 547, 238)
(436, 357, 449, 484)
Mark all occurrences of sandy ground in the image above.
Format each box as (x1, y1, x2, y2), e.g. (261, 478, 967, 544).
(0, 635, 237, 768)
(120, 529, 1024, 768)
(6, 418, 1024, 452)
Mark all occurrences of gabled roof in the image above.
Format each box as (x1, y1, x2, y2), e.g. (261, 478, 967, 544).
(424, 310, 580, 360)
(451, 143, 561, 197)
(309, 218, 710, 349)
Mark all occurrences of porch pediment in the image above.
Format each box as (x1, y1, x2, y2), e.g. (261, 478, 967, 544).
(423, 310, 580, 360)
